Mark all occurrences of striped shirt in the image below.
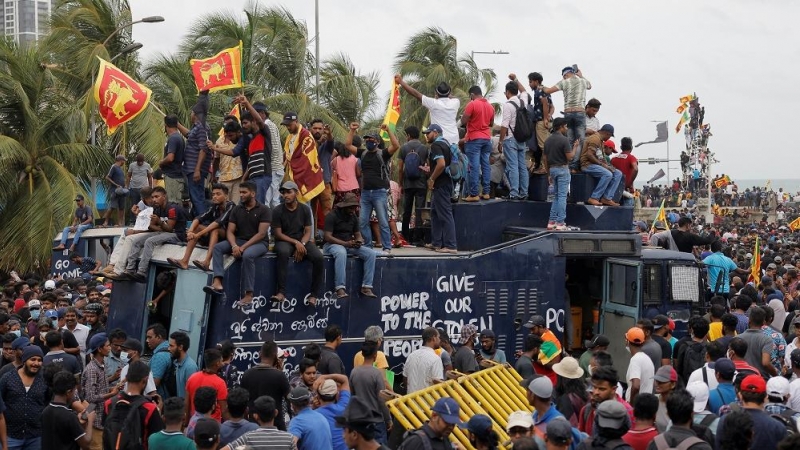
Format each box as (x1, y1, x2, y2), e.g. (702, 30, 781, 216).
(247, 128, 273, 179)
(555, 75, 592, 110)
(266, 120, 283, 174)
(228, 426, 297, 450)
(183, 122, 213, 175)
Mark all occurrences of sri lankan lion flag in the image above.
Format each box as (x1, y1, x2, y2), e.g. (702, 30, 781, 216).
(789, 216, 800, 232)
(713, 175, 731, 189)
(284, 125, 324, 203)
(93, 58, 152, 135)
(190, 42, 244, 92)
(219, 104, 241, 138)
(748, 237, 761, 285)
(379, 80, 401, 142)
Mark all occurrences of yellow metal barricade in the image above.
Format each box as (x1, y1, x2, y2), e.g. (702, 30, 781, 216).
(387, 363, 533, 450)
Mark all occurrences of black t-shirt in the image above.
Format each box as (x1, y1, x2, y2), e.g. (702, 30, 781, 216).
(399, 140, 429, 189)
(544, 132, 571, 167)
(154, 203, 188, 241)
(272, 203, 312, 241)
(240, 365, 290, 430)
(357, 149, 391, 190)
(41, 402, 85, 450)
(428, 140, 452, 189)
(670, 230, 714, 253)
(318, 346, 345, 375)
(230, 202, 271, 242)
(324, 209, 359, 242)
(43, 351, 81, 375)
(162, 132, 185, 179)
(652, 334, 673, 361)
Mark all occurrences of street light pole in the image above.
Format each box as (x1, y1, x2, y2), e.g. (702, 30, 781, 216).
(102, 15, 164, 47)
(315, 0, 320, 101)
(470, 50, 509, 60)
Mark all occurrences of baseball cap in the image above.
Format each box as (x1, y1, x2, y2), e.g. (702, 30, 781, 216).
(458, 414, 493, 436)
(431, 397, 462, 425)
(523, 315, 547, 329)
(740, 375, 766, 393)
(600, 124, 615, 137)
(653, 366, 678, 383)
(527, 376, 553, 399)
(279, 181, 299, 192)
(596, 400, 628, 429)
(280, 112, 298, 125)
(318, 379, 338, 397)
(56, 307, 68, 319)
(775, 256, 783, 262)
(27, 299, 41, 310)
(651, 314, 670, 330)
(422, 124, 443, 135)
(711, 358, 735, 380)
(544, 417, 573, 445)
(11, 336, 30, 351)
(88, 333, 107, 354)
(586, 335, 610, 349)
(685, 381, 710, 413)
(44, 310, 58, 319)
(288, 386, 311, 403)
(767, 263, 777, 270)
(479, 329, 495, 339)
(121, 338, 143, 354)
(506, 411, 535, 431)
(458, 324, 478, 345)
(792, 349, 800, 368)
(252, 101, 268, 112)
(194, 418, 220, 446)
(561, 66, 575, 76)
(43, 280, 56, 291)
(767, 376, 790, 398)
(625, 327, 645, 345)
(604, 140, 618, 153)
(74, 194, 85, 201)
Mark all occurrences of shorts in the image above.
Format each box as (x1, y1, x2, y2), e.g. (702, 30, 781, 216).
(107, 193, 126, 209)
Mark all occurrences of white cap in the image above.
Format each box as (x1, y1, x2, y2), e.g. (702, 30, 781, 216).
(44, 280, 56, 291)
(686, 381, 709, 413)
(506, 411, 534, 431)
(767, 376, 790, 398)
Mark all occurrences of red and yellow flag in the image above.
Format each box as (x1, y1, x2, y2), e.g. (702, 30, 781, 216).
(284, 125, 324, 203)
(190, 42, 244, 92)
(713, 175, 731, 189)
(650, 199, 666, 233)
(789, 216, 800, 232)
(379, 80, 401, 142)
(218, 104, 241, 138)
(93, 57, 152, 135)
(748, 237, 761, 285)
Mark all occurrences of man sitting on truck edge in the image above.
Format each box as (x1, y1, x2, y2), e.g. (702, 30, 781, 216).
(204, 181, 271, 307)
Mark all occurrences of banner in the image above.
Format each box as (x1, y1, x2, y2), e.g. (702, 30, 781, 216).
(635, 121, 668, 147)
(218, 104, 241, 137)
(190, 42, 244, 92)
(93, 57, 152, 135)
(379, 80, 401, 142)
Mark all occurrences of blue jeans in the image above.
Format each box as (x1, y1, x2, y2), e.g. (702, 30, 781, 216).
(250, 174, 273, 206)
(431, 181, 457, 249)
(185, 172, 209, 216)
(7, 436, 40, 450)
(582, 164, 618, 200)
(465, 138, 492, 196)
(324, 243, 378, 289)
(212, 238, 269, 294)
(503, 139, 529, 199)
(359, 189, 391, 251)
(564, 111, 586, 169)
(60, 223, 93, 247)
(549, 166, 570, 224)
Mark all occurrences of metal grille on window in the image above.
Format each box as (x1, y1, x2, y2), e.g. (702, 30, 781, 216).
(642, 264, 662, 305)
(670, 265, 700, 302)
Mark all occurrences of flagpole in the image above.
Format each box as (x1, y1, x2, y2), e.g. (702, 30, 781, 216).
(666, 120, 670, 183)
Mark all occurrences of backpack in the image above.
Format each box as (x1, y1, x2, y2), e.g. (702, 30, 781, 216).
(652, 434, 706, 450)
(508, 96, 534, 142)
(771, 409, 799, 435)
(402, 429, 433, 450)
(681, 342, 706, 383)
(103, 396, 149, 450)
(156, 347, 177, 397)
(435, 138, 466, 182)
(597, 438, 632, 450)
(403, 142, 423, 180)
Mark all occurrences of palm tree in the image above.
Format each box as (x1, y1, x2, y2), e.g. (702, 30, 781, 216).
(318, 52, 381, 125)
(0, 39, 111, 273)
(393, 27, 497, 129)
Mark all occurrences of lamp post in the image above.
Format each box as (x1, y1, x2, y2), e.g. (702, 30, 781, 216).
(102, 15, 164, 47)
(314, 0, 320, 101)
(470, 50, 509, 59)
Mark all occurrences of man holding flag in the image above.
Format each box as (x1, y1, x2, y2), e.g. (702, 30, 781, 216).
(281, 112, 325, 206)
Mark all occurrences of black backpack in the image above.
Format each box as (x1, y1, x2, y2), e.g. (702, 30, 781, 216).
(771, 409, 800, 435)
(681, 342, 706, 383)
(508, 96, 534, 142)
(103, 396, 148, 450)
(157, 348, 177, 397)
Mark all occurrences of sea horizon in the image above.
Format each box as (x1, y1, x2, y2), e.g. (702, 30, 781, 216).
(636, 178, 800, 193)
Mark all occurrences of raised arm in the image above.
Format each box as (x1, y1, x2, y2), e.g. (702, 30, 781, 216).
(394, 74, 423, 101)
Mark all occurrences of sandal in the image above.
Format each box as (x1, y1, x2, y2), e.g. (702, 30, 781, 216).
(307, 297, 318, 306)
(192, 260, 210, 271)
(166, 258, 187, 269)
(360, 288, 377, 298)
(336, 289, 349, 299)
(270, 294, 284, 304)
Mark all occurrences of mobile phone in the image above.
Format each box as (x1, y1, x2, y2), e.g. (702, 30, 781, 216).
(81, 403, 96, 420)
(572, 64, 579, 72)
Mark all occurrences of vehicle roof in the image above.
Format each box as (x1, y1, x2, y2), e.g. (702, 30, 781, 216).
(642, 247, 697, 262)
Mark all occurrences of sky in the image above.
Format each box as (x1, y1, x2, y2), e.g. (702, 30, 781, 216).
(131, 0, 800, 185)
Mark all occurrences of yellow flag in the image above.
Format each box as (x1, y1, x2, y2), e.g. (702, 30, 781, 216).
(789, 216, 800, 232)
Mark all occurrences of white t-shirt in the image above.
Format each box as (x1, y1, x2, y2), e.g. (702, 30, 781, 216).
(626, 351, 655, 402)
(421, 95, 460, 144)
(688, 363, 718, 390)
(120, 363, 157, 395)
(789, 378, 800, 412)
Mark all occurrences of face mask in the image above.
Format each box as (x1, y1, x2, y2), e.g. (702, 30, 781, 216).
(120, 351, 130, 363)
(11, 330, 20, 338)
(366, 141, 378, 151)
(30, 310, 40, 320)
(51, 319, 58, 329)
(40, 332, 47, 340)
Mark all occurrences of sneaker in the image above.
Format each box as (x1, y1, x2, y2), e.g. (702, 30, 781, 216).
(546, 222, 557, 230)
(464, 195, 480, 202)
(555, 223, 569, 231)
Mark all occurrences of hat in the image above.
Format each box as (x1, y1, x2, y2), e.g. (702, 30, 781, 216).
(27, 299, 41, 309)
(740, 374, 766, 393)
(279, 181, 299, 192)
(686, 381, 710, 413)
(84, 303, 103, 315)
(336, 192, 360, 209)
(604, 140, 618, 153)
(523, 315, 547, 329)
(625, 327, 645, 345)
(527, 376, 554, 399)
(435, 82, 451, 97)
(506, 411, 535, 431)
(654, 366, 678, 383)
(121, 338, 143, 354)
(767, 376, 790, 398)
(88, 333, 108, 354)
(538, 341, 560, 365)
(318, 379, 338, 396)
(56, 307, 68, 319)
(102, 289, 111, 296)
(791, 349, 800, 367)
(634, 221, 647, 232)
(21, 345, 43, 363)
(711, 358, 735, 380)
(561, 67, 575, 76)
(280, 112, 298, 125)
(44, 310, 58, 319)
(767, 263, 777, 270)
(362, 132, 380, 141)
(479, 329, 495, 339)
(651, 315, 670, 330)
(288, 386, 311, 403)
(459, 324, 478, 345)
(544, 417, 573, 445)
(335, 396, 383, 428)
(586, 335, 610, 349)
(194, 418, 220, 446)
(43, 280, 56, 291)
(667, 318, 676, 331)
(552, 356, 584, 379)
(745, 253, 753, 259)
(775, 256, 783, 262)
(431, 397, 462, 425)
(74, 194, 85, 202)
(654, 220, 667, 230)
(458, 414, 493, 437)
(422, 124, 443, 135)
(596, 400, 628, 429)
(252, 101, 268, 112)
(599, 124, 615, 137)
(12, 336, 30, 351)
